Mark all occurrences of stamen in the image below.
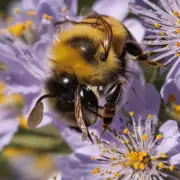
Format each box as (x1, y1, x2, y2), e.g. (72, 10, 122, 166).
(8, 23, 26, 37)
(151, 156, 157, 161)
(159, 31, 165, 36)
(18, 115, 27, 128)
(14, 8, 21, 14)
(142, 133, 148, 141)
(25, 20, 33, 28)
(175, 42, 180, 47)
(27, 11, 37, 16)
(62, 7, 68, 13)
(148, 114, 152, 119)
(92, 167, 100, 174)
(168, 94, 176, 103)
(129, 111, 134, 117)
(158, 162, 164, 169)
(43, 14, 53, 21)
(173, 11, 179, 17)
(175, 105, 180, 115)
(123, 128, 129, 134)
(176, 28, 180, 34)
(156, 134, 163, 140)
(176, 52, 180, 56)
(154, 23, 161, 29)
(169, 165, 174, 171)
(177, 19, 180, 25)
(0, 81, 5, 94)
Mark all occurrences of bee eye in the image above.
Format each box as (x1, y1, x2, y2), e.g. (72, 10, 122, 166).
(68, 37, 96, 64)
(77, 84, 98, 126)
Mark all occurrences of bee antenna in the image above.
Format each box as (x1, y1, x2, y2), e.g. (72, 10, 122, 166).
(36, 94, 55, 104)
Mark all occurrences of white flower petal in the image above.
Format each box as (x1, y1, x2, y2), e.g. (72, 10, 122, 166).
(124, 18, 145, 43)
(92, 0, 130, 21)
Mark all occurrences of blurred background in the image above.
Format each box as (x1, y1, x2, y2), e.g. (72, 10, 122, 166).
(0, 0, 95, 12)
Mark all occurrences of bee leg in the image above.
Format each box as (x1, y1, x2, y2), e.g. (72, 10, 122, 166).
(74, 85, 94, 143)
(122, 41, 165, 68)
(105, 80, 124, 104)
(99, 81, 124, 138)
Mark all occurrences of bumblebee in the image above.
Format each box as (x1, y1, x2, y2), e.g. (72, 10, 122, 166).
(28, 10, 163, 141)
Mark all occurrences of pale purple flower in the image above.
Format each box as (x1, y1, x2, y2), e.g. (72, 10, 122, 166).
(56, 117, 180, 180)
(161, 59, 180, 104)
(0, 0, 77, 128)
(0, 82, 23, 151)
(129, 0, 180, 67)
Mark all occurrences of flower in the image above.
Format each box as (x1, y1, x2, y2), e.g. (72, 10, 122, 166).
(0, 0, 78, 128)
(129, 0, 180, 67)
(56, 116, 180, 180)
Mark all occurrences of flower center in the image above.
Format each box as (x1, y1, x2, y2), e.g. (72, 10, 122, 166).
(91, 113, 176, 179)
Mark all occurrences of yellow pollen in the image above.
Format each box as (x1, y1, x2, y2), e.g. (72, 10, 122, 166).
(110, 157, 117, 161)
(169, 165, 174, 171)
(18, 115, 27, 128)
(176, 28, 180, 34)
(168, 94, 176, 103)
(114, 172, 121, 178)
(158, 162, 164, 169)
(154, 23, 161, 29)
(133, 162, 140, 170)
(90, 156, 95, 160)
(142, 134, 148, 141)
(3, 147, 33, 158)
(0, 62, 7, 71)
(8, 23, 26, 37)
(129, 111, 134, 117)
(151, 156, 157, 161)
(92, 167, 100, 174)
(159, 31, 165, 36)
(156, 134, 163, 140)
(176, 52, 180, 56)
(173, 11, 179, 17)
(148, 114, 152, 119)
(105, 178, 113, 180)
(176, 42, 180, 47)
(43, 14, 53, 21)
(14, 8, 21, 14)
(123, 128, 129, 134)
(161, 153, 167, 159)
(139, 163, 145, 170)
(27, 11, 37, 16)
(175, 105, 180, 114)
(25, 20, 32, 28)
(62, 7, 68, 13)
(0, 95, 5, 104)
(177, 19, 180, 25)
(0, 81, 5, 94)
(12, 93, 24, 105)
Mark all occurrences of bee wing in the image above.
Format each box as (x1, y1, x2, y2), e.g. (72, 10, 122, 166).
(74, 93, 89, 141)
(27, 102, 44, 128)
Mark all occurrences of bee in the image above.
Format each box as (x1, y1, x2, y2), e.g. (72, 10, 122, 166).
(28, 10, 163, 141)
